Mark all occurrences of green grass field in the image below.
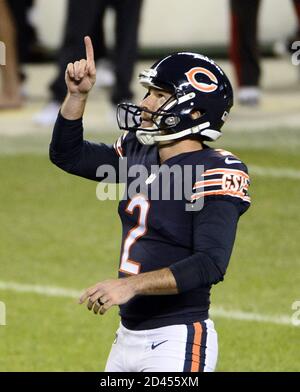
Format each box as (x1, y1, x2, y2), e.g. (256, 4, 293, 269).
(0, 128, 299, 371)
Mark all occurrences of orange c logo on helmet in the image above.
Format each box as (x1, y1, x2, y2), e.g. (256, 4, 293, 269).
(185, 67, 218, 93)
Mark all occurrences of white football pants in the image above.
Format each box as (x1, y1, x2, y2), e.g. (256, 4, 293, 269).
(104, 319, 218, 372)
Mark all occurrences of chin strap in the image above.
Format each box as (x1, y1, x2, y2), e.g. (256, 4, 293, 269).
(136, 121, 221, 145)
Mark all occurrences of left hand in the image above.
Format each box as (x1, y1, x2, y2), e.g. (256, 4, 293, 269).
(78, 278, 136, 315)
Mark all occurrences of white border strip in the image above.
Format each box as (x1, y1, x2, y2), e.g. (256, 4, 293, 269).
(0, 281, 81, 299)
(249, 165, 300, 180)
(210, 306, 292, 326)
(0, 280, 296, 327)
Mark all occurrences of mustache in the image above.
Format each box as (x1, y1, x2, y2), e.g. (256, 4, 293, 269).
(141, 116, 152, 121)
(140, 106, 157, 121)
(140, 111, 153, 121)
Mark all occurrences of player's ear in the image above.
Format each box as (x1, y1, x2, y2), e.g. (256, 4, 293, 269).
(190, 110, 202, 120)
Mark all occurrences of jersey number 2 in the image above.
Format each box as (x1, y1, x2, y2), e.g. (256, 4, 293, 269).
(119, 195, 150, 275)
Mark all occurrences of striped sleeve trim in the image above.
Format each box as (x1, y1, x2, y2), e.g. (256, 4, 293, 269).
(113, 131, 128, 158)
(192, 168, 251, 203)
(201, 168, 249, 179)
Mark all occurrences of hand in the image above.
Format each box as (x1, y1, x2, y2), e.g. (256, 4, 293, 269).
(78, 278, 136, 315)
(65, 36, 96, 96)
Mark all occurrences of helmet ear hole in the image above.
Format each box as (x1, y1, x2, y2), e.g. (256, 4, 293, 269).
(190, 109, 202, 120)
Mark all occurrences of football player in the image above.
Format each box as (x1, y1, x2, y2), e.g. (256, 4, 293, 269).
(50, 37, 250, 372)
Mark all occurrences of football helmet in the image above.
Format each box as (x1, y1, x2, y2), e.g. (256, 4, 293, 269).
(116, 52, 233, 145)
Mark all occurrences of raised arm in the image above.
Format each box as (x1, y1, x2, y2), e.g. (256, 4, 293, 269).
(61, 36, 96, 120)
(49, 36, 120, 182)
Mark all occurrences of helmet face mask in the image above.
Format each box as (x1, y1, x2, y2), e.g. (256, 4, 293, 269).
(116, 52, 233, 145)
(117, 94, 179, 131)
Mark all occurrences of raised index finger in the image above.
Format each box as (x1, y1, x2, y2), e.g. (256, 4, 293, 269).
(84, 36, 94, 63)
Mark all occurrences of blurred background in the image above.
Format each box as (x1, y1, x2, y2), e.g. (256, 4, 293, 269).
(0, 0, 299, 371)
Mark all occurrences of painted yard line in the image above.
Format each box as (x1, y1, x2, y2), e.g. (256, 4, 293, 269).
(210, 307, 292, 326)
(0, 281, 81, 299)
(249, 165, 300, 180)
(0, 280, 295, 327)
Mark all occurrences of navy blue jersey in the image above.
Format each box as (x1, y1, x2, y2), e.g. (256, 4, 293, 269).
(50, 114, 251, 330)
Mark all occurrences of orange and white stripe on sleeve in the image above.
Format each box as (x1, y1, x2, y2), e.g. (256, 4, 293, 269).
(113, 131, 129, 158)
(191, 167, 251, 203)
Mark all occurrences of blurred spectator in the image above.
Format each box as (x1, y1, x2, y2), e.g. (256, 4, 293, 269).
(0, 0, 22, 108)
(6, 0, 51, 91)
(7, 0, 39, 64)
(34, 0, 143, 126)
(229, 0, 300, 106)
